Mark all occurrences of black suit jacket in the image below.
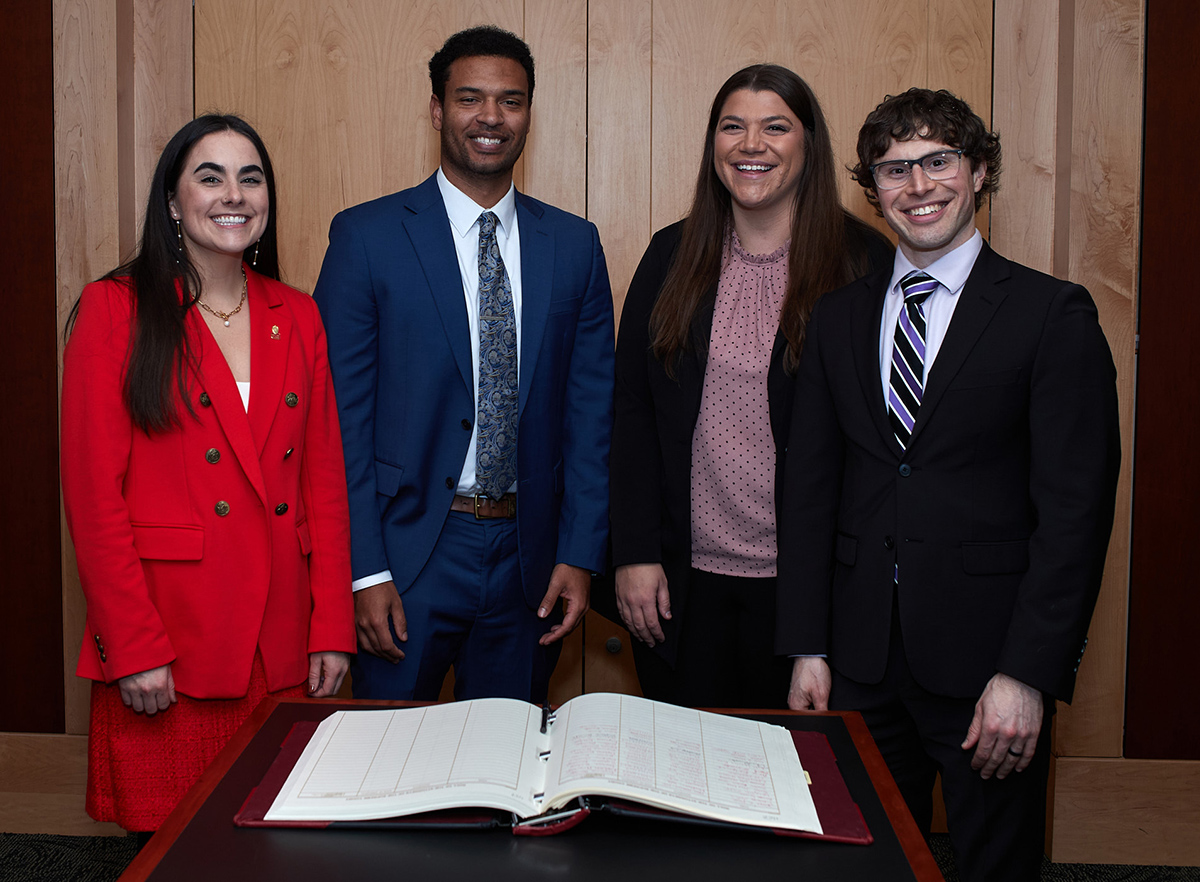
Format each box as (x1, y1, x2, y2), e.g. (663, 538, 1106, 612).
(610, 219, 891, 665)
(775, 242, 1120, 702)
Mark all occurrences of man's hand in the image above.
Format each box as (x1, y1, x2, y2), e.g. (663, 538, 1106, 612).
(787, 656, 831, 711)
(354, 581, 407, 662)
(962, 672, 1043, 780)
(118, 664, 177, 715)
(307, 651, 351, 697)
(537, 563, 591, 645)
(614, 563, 671, 646)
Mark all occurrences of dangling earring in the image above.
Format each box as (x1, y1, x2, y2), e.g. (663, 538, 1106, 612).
(175, 219, 183, 249)
(252, 240, 260, 267)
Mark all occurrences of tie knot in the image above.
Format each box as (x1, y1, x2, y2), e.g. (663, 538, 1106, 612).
(479, 211, 499, 239)
(900, 271, 938, 305)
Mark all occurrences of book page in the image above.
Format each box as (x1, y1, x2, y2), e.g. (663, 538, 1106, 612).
(542, 693, 821, 834)
(265, 699, 547, 821)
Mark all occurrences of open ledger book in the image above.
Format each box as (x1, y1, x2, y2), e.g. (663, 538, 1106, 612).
(263, 692, 823, 835)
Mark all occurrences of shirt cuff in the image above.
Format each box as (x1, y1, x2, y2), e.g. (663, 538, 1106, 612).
(352, 570, 394, 592)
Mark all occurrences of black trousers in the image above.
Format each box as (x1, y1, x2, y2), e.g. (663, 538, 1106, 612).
(632, 568, 791, 709)
(832, 604, 1051, 882)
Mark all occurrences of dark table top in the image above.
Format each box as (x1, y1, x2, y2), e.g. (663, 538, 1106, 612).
(120, 698, 943, 882)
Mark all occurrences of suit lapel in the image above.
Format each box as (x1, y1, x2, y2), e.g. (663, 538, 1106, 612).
(186, 301, 268, 507)
(516, 194, 551, 413)
(247, 269, 289, 457)
(403, 176, 473, 393)
(850, 272, 900, 455)
(908, 244, 1011, 448)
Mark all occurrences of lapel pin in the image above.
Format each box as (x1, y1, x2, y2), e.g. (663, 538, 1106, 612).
(271, 325, 281, 340)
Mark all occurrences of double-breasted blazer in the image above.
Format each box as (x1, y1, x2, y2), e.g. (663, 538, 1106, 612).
(313, 174, 614, 609)
(610, 220, 891, 666)
(775, 242, 1121, 702)
(62, 269, 355, 698)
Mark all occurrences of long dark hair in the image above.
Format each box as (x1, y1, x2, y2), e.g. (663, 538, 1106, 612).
(71, 114, 281, 433)
(650, 64, 872, 374)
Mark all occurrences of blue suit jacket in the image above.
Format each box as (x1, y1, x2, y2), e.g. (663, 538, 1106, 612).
(314, 174, 614, 608)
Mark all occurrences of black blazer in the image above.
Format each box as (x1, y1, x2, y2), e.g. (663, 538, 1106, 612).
(609, 218, 892, 665)
(775, 242, 1120, 702)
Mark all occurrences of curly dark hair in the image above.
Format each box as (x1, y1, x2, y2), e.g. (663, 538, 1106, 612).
(850, 87, 1001, 214)
(429, 25, 535, 104)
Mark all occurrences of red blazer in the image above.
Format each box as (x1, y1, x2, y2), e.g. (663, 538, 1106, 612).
(62, 269, 355, 698)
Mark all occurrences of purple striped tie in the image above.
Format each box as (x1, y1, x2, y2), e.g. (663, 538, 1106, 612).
(888, 271, 938, 448)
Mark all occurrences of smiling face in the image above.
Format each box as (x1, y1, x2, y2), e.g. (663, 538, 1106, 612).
(712, 88, 806, 228)
(875, 135, 985, 268)
(168, 130, 269, 272)
(431, 55, 531, 206)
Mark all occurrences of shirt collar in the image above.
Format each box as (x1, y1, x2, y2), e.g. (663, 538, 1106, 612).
(436, 168, 518, 239)
(888, 229, 983, 297)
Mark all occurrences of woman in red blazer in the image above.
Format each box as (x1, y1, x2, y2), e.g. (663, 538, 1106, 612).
(61, 115, 355, 833)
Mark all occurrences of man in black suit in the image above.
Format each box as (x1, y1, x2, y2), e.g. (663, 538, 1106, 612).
(776, 88, 1120, 881)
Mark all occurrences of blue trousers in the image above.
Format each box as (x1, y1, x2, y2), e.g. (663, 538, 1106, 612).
(351, 510, 560, 702)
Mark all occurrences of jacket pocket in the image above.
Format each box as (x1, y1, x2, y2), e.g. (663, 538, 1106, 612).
(835, 532, 858, 566)
(375, 459, 404, 497)
(296, 519, 312, 556)
(962, 539, 1029, 575)
(131, 523, 204, 560)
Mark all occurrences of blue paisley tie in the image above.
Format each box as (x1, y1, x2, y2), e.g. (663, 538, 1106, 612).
(475, 212, 518, 500)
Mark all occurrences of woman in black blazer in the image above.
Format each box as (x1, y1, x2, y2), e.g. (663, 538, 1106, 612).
(610, 65, 891, 707)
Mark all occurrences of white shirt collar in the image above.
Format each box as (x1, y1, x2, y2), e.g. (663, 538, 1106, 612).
(888, 229, 984, 297)
(436, 168, 518, 240)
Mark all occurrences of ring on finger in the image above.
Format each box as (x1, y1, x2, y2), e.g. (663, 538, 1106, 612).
(1007, 747, 1023, 756)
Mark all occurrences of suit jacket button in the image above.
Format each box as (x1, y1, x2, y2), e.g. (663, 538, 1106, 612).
(275, 502, 289, 515)
(898, 464, 912, 477)
(205, 448, 221, 464)
(99, 652, 107, 662)
(94, 634, 102, 644)
(884, 535, 894, 550)
(461, 419, 472, 431)
(284, 448, 294, 459)
(285, 392, 299, 407)
(445, 477, 454, 489)
(215, 500, 230, 516)
(199, 392, 211, 407)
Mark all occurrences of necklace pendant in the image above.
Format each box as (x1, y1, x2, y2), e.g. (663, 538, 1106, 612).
(223, 319, 231, 327)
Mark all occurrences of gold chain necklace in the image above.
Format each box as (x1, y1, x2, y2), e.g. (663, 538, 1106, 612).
(196, 267, 248, 327)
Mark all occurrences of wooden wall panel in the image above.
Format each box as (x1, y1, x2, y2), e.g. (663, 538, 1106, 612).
(54, 0, 122, 736)
(1054, 0, 1141, 759)
(587, 0, 651, 318)
(1050, 756, 1200, 865)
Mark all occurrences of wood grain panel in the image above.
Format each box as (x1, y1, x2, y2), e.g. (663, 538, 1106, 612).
(194, 0, 256, 118)
(523, 0, 587, 216)
(992, 0, 1068, 274)
(1050, 756, 1200, 865)
(1053, 0, 1141, 759)
(55, 0, 122, 736)
(0, 733, 124, 835)
(587, 0, 651, 318)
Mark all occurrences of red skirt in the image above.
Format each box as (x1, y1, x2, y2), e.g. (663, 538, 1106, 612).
(86, 652, 306, 831)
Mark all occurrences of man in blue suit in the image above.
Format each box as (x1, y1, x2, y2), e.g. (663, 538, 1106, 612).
(314, 26, 614, 703)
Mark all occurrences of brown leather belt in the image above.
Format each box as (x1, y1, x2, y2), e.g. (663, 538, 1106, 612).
(451, 493, 517, 519)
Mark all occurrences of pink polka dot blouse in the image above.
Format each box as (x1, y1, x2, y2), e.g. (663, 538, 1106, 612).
(690, 230, 788, 577)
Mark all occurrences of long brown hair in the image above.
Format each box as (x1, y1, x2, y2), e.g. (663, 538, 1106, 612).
(650, 64, 871, 374)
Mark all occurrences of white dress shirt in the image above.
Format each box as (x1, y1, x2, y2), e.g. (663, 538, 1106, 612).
(878, 230, 984, 400)
(352, 169, 524, 592)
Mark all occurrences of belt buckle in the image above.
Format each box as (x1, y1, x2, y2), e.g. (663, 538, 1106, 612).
(473, 494, 486, 519)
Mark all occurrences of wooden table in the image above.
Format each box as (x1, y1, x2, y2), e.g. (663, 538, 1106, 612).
(119, 698, 943, 882)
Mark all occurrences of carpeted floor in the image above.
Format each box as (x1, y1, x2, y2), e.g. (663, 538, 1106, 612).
(1, 831, 1197, 881)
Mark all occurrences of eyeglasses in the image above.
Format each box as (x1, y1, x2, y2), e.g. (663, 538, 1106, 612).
(869, 150, 965, 190)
